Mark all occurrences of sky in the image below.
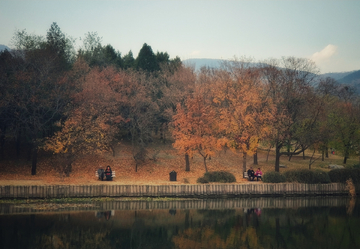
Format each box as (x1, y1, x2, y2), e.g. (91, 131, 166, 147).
(1, 0, 359, 74)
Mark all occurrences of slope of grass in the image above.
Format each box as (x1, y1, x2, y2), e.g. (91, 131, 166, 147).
(0, 140, 358, 185)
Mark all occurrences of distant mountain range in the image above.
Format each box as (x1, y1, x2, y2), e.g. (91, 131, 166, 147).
(183, 58, 360, 94)
(0, 44, 10, 52)
(1, 48, 359, 94)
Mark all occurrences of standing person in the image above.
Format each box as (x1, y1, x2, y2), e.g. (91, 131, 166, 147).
(255, 168, 262, 181)
(247, 167, 255, 181)
(105, 166, 112, 181)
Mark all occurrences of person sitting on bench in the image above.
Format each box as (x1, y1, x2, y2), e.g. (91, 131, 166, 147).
(255, 168, 263, 181)
(247, 167, 255, 181)
(105, 165, 113, 181)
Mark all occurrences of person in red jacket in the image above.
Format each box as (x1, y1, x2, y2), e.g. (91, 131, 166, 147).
(105, 165, 112, 181)
(255, 168, 262, 181)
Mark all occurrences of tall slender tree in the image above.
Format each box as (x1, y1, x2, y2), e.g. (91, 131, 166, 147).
(261, 57, 321, 172)
(212, 61, 274, 172)
(172, 88, 217, 172)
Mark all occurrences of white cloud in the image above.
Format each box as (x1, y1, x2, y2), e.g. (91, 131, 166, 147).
(311, 44, 337, 62)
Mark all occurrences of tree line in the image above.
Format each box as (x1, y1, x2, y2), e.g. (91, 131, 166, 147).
(1, 22, 359, 176)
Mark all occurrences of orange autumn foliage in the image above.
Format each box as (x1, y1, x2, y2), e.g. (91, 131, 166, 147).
(44, 66, 124, 155)
(172, 87, 218, 172)
(212, 67, 273, 154)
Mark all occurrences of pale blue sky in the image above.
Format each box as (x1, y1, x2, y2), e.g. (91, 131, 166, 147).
(1, 0, 359, 73)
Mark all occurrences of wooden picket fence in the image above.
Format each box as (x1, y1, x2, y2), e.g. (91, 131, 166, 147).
(0, 183, 353, 199)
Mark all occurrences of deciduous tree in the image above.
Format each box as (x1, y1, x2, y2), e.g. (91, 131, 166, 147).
(212, 61, 274, 172)
(172, 88, 217, 172)
(261, 57, 321, 172)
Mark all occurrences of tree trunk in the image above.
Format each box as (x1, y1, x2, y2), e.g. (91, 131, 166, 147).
(243, 151, 247, 172)
(266, 145, 272, 162)
(185, 153, 190, 171)
(110, 145, 116, 157)
(322, 150, 325, 161)
(31, 147, 37, 175)
(287, 146, 291, 161)
(275, 144, 281, 172)
(253, 151, 258, 165)
(344, 156, 348, 164)
(27, 143, 33, 161)
(325, 146, 329, 158)
(203, 156, 208, 172)
(16, 136, 21, 159)
(160, 126, 164, 141)
(302, 150, 305, 160)
(0, 132, 4, 160)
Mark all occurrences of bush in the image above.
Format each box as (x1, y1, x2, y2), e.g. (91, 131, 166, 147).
(204, 171, 236, 183)
(196, 177, 209, 183)
(196, 171, 236, 184)
(283, 169, 330, 184)
(353, 163, 360, 169)
(263, 171, 286, 183)
(313, 170, 331, 184)
(328, 168, 360, 183)
(283, 169, 313, 183)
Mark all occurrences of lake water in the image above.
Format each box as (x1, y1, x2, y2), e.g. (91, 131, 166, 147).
(0, 197, 359, 249)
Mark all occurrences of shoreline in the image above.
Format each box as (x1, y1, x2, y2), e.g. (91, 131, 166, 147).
(0, 195, 353, 215)
(0, 183, 353, 199)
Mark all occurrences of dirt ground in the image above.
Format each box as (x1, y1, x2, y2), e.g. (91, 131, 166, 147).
(0, 141, 351, 186)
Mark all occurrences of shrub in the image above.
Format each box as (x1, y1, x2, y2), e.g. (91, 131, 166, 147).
(328, 168, 360, 183)
(196, 177, 209, 184)
(283, 169, 330, 184)
(283, 169, 313, 183)
(283, 170, 299, 182)
(205, 171, 236, 183)
(197, 171, 236, 183)
(313, 170, 331, 183)
(263, 171, 286, 183)
(353, 163, 360, 169)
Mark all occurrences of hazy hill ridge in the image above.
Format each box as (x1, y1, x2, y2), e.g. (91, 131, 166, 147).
(338, 70, 360, 84)
(183, 58, 360, 93)
(0, 44, 10, 52)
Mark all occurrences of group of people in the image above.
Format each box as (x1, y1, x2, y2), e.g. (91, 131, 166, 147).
(247, 167, 262, 181)
(98, 166, 113, 181)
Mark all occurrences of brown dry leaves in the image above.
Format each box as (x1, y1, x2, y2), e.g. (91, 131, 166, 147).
(0, 142, 256, 186)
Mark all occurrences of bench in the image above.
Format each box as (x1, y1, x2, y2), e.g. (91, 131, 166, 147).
(95, 170, 116, 179)
(244, 171, 262, 181)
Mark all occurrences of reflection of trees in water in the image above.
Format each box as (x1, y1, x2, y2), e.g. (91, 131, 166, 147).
(0, 214, 114, 249)
(2, 205, 360, 249)
(173, 206, 360, 249)
(172, 224, 263, 249)
(172, 209, 263, 249)
(259, 206, 360, 249)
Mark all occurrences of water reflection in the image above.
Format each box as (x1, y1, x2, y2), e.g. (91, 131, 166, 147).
(0, 197, 359, 249)
(96, 210, 114, 221)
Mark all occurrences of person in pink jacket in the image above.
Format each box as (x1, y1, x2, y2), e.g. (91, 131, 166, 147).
(255, 168, 262, 181)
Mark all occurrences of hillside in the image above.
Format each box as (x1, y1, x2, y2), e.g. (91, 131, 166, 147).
(338, 70, 360, 94)
(320, 71, 355, 80)
(0, 44, 10, 52)
(183, 58, 360, 93)
(0, 140, 356, 186)
(338, 70, 360, 84)
(183, 58, 224, 71)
